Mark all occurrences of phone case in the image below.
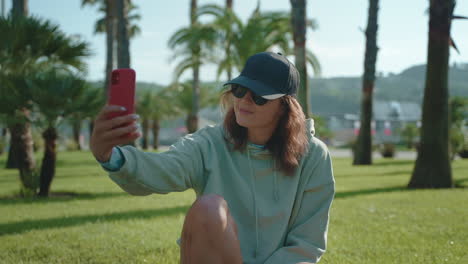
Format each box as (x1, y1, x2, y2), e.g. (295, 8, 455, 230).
(107, 68, 136, 120)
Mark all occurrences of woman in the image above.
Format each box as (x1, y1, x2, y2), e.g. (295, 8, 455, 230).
(91, 52, 335, 264)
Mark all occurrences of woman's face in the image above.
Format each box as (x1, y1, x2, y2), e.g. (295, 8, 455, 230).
(232, 89, 283, 130)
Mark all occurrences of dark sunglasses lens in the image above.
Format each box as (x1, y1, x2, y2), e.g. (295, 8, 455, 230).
(253, 95, 268, 106)
(231, 85, 248, 98)
(231, 85, 268, 106)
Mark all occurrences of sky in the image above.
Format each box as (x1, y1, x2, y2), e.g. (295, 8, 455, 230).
(4, 0, 468, 85)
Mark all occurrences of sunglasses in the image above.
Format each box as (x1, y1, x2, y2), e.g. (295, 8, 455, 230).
(231, 84, 269, 106)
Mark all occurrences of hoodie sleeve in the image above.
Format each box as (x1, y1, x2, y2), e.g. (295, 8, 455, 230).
(106, 132, 207, 196)
(264, 140, 335, 264)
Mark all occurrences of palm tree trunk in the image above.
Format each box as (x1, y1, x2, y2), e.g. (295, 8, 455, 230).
(88, 118, 94, 139)
(225, 0, 233, 81)
(409, 0, 454, 188)
(117, 0, 130, 68)
(186, 114, 198, 134)
(141, 118, 149, 149)
(10, 1, 35, 176)
(72, 120, 82, 150)
(38, 127, 57, 197)
(8, 121, 37, 191)
(12, 0, 28, 17)
(1, 0, 5, 17)
(290, 0, 309, 118)
(189, 66, 200, 133)
(6, 125, 18, 168)
(152, 118, 160, 150)
(0, 127, 6, 155)
(190, 0, 200, 133)
(190, 0, 196, 23)
(353, 0, 379, 165)
(104, 0, 115, 98)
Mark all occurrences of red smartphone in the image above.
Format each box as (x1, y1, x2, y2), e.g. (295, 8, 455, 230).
(107, 68, 136, 120)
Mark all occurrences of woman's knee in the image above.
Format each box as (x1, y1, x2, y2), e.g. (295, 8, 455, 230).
(185, 194, 230, 231)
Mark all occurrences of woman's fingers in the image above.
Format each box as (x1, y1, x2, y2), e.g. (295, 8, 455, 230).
(96, 105, 126, 121)
(96, 113, 139, 133)
(108, 131, 141, 147)
(101, 122, 139, 141)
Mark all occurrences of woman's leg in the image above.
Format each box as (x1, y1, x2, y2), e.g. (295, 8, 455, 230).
(180, 194, 243, 264)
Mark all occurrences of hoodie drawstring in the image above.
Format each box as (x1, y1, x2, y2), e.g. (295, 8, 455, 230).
(246, 146, 280, 258)
(246, 150, 259, 258)
(273, 160, 279, 202)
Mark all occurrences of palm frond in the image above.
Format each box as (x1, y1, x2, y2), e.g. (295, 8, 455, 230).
(172, 57, 197, 82)
(306, 49, 322, 76)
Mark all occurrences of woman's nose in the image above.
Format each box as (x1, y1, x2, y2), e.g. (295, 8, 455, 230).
(240, 90, 254, 103)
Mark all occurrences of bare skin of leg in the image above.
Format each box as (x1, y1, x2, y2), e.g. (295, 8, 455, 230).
(180, 194, 243, 264)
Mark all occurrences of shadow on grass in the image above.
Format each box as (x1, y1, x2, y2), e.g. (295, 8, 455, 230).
(55, 159, 102, 168)
(0, 191, 130, 205)
(455, 177, 468, 188)
(337, 170, 412, 178)
(380, 170, 412, 176)
(0, 205, 189, 236)
(335, 186, 407, 199)
(335, 183, 467, 199)
(370, 160, 414, 167)
(0, 175, 18, 183)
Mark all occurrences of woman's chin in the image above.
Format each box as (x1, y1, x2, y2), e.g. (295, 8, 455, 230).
(235, 115, 254, 128)
(235, 118, 250, 128)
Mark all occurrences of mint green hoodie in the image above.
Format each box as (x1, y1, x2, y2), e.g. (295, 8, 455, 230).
(106, 119, 335, 264)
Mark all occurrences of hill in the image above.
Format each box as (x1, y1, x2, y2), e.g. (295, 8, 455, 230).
(310, 63, 468, 115)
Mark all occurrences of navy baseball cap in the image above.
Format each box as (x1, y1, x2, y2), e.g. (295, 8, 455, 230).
(224, 52, 300, 100)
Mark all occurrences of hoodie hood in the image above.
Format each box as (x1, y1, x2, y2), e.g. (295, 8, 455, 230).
(307, 118, 316, 137)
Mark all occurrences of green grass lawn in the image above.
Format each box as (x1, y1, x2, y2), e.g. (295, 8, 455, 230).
(0, 151, 467, 264)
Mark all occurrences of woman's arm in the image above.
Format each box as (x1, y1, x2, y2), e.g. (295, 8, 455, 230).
(106, 131, 207, 196)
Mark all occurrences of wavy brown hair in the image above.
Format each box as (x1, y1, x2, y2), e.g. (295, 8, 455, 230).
(221, 90, 308, 176)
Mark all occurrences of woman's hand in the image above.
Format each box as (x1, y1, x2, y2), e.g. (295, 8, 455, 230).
(90, 105, 141, 162)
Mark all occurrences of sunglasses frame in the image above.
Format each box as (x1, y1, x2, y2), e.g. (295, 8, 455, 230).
(230, 84, 269, 106)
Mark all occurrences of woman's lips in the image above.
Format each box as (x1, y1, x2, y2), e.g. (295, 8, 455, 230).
(239, 107, 253, 114)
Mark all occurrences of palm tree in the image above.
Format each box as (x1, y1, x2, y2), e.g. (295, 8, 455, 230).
(68, 85, 105, 150)
(196, 3, 241, 81)
(136, 88, 175, 150)
(0, 15, 90, 194)
(136, 90, 154, 149)
(5, 0, 29, 170)
(11, 0, 28, 17)
(448, 97, 467, 160)
(150, 89, 175, 150)
(29, 70, 90, 197)
(197, 3, 321, 79)
(168, 1, 218, 133)
(189, 0, 200, 134)
(224, 0, 234, 80)
(82, 0, 116, 98)
(168, 81, 219, 133)
(0, 73, 34, 172)
(408, 0, 454, 188)
(1, 0, 5, 17)
(353, 0, 380, 165)
(290, 0, 310, 117)
(116, 0, 130, 68)
(81, 0, 140, 96)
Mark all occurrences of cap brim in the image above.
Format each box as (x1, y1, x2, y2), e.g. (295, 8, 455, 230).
(224, 76, 285, 100)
